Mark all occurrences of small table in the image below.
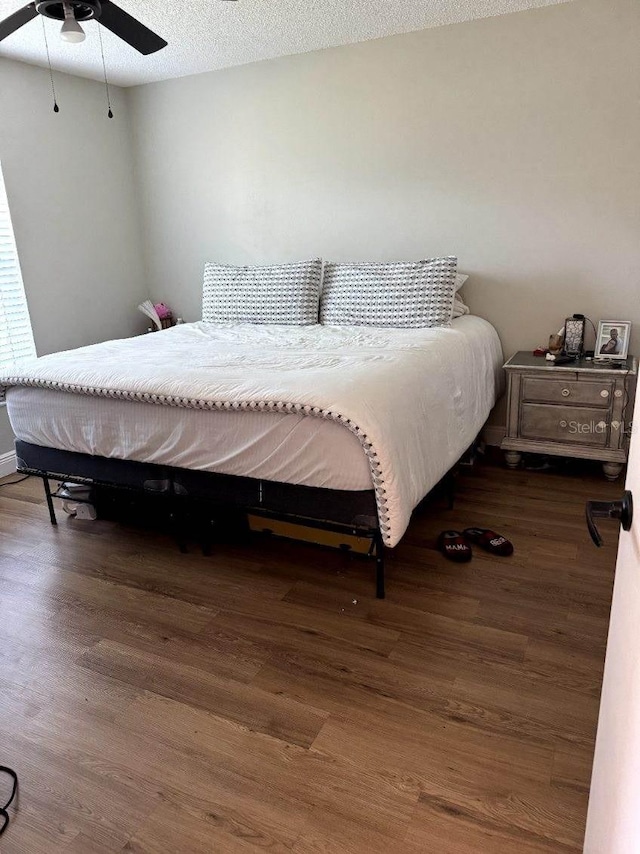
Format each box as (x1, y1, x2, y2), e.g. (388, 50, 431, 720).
(501, 351, 637, 480)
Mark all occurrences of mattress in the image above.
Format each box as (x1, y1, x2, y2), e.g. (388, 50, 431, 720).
(4, 315, 504, 545)
(7, 386, 372, 490)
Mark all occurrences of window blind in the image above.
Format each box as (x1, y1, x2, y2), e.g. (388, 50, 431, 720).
(0, 164, 36, 370)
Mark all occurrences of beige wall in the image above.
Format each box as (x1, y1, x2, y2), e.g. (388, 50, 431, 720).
(0, 58, 146, 455)
(129, 0, 640, 420)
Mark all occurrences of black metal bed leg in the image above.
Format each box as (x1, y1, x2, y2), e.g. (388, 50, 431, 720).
(445, 468, 457, 510)
(42, 476, 57, 526)
(201, 517, 216, 557)
(374, 529, 385, 599)
(172, 507, 188, 554)
(167, 486, 188, 554)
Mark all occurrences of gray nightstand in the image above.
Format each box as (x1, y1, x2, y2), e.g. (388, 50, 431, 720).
(501, 352, 637, 480)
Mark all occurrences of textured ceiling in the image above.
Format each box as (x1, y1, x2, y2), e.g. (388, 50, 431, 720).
(0, 0, 574, 87)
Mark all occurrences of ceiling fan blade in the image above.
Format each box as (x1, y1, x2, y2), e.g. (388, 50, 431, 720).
(98, 0, 166, 55)
(0, 2, 38, 42)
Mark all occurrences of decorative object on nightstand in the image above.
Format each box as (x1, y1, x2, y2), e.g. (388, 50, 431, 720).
(138, 299, 176, 331)
(501, 351, 637, 481)
(548, 332, 564, 355)
(563, 314, 586, 357)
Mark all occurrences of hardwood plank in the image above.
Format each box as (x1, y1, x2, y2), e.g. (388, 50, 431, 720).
(251, 634, 456, 716)
(0, 555, 216, 645)
(0, 740, 158, 853)
(121, 797, 288, 854)
(552, 746, 595, 794)
(404, 793, 581, 853)
(209, 596, 401, 657)
(65, 833, 127, 854)
(77, 639, 329, 747)
(525, 637, 606, 696)
(20, 705, 307, 850)
(290, 810, 415, 854)
(23, 536, 294, 608)
(286, 580, 528, 663)
(309, 698, 555, 790)
(285, 574, 482, 620)
(450, 673, 600, 748)
(113, 696, 419, 846)
(0, 802, 80, 854)
(413, 782, 587, 851)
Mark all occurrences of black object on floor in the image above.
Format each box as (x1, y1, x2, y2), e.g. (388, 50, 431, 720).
(0, 765, 18, 837)
(437, 530, 473, 563)
(464, 527, 514, 556)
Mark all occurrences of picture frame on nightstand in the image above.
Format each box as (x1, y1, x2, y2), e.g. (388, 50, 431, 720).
(595, 320, 631, 361)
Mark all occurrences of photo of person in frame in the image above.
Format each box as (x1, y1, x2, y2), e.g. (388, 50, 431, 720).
(600, 327, 622, 355)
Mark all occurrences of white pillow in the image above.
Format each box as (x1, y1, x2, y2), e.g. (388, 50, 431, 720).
(320, 256, 458, 328)
(455, 273, 469, 292)
(202, 259, 322, 325)
(452, 295, 470, 318)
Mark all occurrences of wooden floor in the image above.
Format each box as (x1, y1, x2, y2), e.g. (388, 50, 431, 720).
(0, 459, 622, 853)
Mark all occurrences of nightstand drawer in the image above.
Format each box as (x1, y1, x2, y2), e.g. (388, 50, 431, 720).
(521, 404, 609, 446)
(522, 377, 613, 408)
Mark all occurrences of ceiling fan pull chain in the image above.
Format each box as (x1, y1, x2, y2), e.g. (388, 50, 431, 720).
(98, 24, 113, 118)
(41, 17, 59, 113)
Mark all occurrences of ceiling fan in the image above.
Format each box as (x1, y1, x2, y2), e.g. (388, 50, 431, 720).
(0, 0, 169, 53)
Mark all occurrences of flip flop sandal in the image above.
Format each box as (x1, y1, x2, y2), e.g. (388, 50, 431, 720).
(463, 528, 513, 556)
(437, 530, 472, 563)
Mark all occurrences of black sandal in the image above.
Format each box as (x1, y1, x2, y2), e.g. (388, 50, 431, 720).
(463, 528, 513, 556)
(437, 530, 472, 563)
(0, 766, 18, 837)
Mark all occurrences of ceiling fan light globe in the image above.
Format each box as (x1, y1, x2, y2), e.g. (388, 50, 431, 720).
(60, 18, 85, 41)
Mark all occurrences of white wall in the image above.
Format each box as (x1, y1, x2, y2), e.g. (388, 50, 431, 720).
(128, 0, 640, 412)
(0, 58, 147, 455)
(584, 389, 640, 852)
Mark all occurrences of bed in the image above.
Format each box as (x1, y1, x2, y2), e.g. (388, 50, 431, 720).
(2, 314, 503, 596)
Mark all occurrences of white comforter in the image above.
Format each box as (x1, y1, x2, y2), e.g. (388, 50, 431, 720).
(0, 317, 503, 547)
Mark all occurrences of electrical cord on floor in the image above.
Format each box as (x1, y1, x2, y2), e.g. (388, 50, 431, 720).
(0, 474, 30, 488)
(0, 765, 18, 837)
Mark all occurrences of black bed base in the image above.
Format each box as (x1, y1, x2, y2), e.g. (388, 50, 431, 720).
(16, 440, 459, 599)
(16, 440, 398, 597)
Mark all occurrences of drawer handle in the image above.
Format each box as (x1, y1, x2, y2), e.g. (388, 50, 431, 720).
(561, 388, 571, 397)
(600, 390, 609, 398)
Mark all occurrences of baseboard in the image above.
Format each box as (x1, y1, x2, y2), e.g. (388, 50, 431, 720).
(0, 450, 17, 479)
(482, 425, 506, 448)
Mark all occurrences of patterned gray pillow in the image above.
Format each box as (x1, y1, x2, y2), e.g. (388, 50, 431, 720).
(319, 257, 458, 328)
(202, 259, 322, 325)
